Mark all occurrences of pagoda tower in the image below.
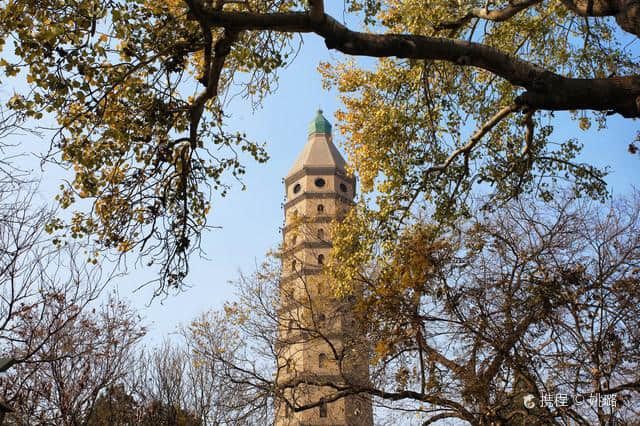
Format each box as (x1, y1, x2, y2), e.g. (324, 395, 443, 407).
(275, 110, 374, 426)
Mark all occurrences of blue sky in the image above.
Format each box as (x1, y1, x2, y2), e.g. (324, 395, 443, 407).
(2, 9, 638, 344)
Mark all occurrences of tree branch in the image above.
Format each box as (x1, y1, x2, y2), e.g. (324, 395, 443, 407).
(561, 0, 640, 36)
(437, 0, 543, 30)
(423, 104, 521, 178)
(189, 28, 239, 147)
(186, 7, 640, 117)
(278, 376, 475, 422)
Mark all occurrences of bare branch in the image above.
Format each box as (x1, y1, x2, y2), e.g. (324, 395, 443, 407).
(437, 0, 543, 30)
(424, 104, 521, 177)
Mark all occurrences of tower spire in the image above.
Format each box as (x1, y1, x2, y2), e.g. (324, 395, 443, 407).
(286, 111, 347, 180)
(308, 108, 332, 135)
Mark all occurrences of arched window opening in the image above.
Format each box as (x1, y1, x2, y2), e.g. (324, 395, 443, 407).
(317, 254, 324, 265)
(291, 260, 297, 271)
(317, 204, 324, 213)
(319, 402, 327, 418)
(317, 228, 324, 240)
(339, 183, 347, 193)
(293, 183, 301, 194)
(318, 353, 327, 368)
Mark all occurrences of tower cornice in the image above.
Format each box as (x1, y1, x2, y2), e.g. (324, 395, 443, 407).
(284, 167, 356, 186)
(284, 192, 354, 210)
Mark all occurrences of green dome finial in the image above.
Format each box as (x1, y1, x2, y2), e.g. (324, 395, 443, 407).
(308, 109, 332, 135)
